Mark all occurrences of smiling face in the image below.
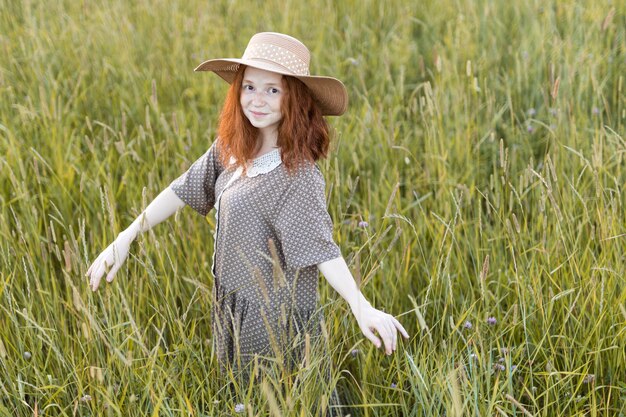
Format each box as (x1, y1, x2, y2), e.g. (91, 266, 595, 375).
(239, 66, 284, 138)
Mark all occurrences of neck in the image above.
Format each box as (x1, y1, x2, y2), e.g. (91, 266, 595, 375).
(258, 127, 278, 147)
(255, 129, 279, 152)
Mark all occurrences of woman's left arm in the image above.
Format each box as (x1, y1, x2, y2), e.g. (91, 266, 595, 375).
(317, 256, 410, 355)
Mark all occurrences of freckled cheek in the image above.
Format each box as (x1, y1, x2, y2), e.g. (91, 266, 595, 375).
(240, 92, 254, 107)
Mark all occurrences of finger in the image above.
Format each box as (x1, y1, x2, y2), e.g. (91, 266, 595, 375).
(88, 257, 102, 280)
(384, 319, 395, 354)
(381, 316, 395, 351)
(98, 258, 113, 284)
(86, 253, 103, 277)
(391, 316, 399, 350)
(361, 327, 382, 349)
(91, 274, 100, 292)
(97, 259, 109, 278)
(92, 263, 107, 291)
(375, 321, 393, 354)
(388, 316, 397, 352)
(377, 318, 391, 354)
(106, 265, 120, 282)
(91, 264, 102, 286)
(90, 263, 103, 290)
(391, 316, 410, 339)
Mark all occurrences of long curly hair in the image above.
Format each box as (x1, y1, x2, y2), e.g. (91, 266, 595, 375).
(216, 65, 332, 176)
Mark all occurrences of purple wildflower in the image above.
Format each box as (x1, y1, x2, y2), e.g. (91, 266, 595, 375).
(463, 320, 472, 330)
(527, 108, 536, 117)
(350, 348, 360, 358)
(80, 394, 92, 403)
(469, 353, 478, 361)
(510, 365, 518, 372)
(494, 363, 506, 372)
(235, 403, 245, 413)
(23, 351, 32, 360)
(358, 220, 369, 228)
(526, 124, 534, 133)
(390, 382, 397, 388)
(487, 317, 497, 325)
(592, 107, 600, 115)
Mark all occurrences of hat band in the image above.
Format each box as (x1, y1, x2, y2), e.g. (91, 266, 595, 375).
(242, 43, 309, 76)
(243, 58, 301, 76)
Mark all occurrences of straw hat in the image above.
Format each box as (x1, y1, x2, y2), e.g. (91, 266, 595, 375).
(194, 32, 348, 116)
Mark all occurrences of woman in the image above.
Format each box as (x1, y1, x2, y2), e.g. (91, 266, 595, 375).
(86, 32, 409, 412)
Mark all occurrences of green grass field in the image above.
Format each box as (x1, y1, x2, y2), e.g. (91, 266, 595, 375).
(1, 0, 625, 415)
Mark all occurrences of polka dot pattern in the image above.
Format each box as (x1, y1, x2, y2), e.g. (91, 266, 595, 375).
(168, 141, 343, 383)
(242, 43, 310, 76)
(169, 141, 223, 216)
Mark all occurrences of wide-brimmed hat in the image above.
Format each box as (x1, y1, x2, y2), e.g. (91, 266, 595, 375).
(194, 32, 348, 116)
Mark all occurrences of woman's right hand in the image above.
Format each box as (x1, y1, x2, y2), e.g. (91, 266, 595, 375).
(86, 231, 134, 291)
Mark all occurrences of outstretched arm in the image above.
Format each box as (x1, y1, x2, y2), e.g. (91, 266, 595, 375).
(317, 256, 410, 355)
(121, 186, 186, 240)
(86, 186, 186, 291)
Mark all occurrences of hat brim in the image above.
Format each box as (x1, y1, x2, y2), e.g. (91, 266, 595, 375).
(194, 58, 348, 116)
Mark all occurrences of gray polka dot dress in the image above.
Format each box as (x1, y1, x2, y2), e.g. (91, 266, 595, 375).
(169, 140, 343, 382)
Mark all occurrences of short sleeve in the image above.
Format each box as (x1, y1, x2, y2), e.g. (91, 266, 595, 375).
(272, 164, 342, 269)
(169, 141, 224, 216)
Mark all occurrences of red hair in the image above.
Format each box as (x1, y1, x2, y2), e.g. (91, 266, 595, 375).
(216, 65, 331, 176)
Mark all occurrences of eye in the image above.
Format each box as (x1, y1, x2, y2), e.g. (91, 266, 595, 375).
(242, 84, 254, 92)
(268, 87, 280, 95)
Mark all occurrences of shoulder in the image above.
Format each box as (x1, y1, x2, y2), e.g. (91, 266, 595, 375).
(277, 161, 329, 205)
(277, 160, 327, 192)
(285, 158, 325, 179)
(208, 138, 220, 157)
(207, 138, 229, 171)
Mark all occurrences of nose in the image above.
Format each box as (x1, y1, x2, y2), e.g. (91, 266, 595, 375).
(252, 90, 266, 107)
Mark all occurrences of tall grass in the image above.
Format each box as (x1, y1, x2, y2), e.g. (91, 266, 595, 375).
(1, 0, 625, 415)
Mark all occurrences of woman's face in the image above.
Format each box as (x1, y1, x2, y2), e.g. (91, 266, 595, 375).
(240, 66, 284, 135)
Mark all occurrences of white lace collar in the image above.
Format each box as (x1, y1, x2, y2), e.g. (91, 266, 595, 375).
(227, 148, 282, 177)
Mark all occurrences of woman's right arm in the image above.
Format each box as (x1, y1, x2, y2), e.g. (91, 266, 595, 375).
(87, 140, 224, 291)
(86, 186, 186, 291)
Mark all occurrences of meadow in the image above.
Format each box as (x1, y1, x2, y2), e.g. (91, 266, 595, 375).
(0, 0, 625, 415)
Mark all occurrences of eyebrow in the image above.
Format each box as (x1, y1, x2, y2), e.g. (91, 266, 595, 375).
(242, 79, 282, 86)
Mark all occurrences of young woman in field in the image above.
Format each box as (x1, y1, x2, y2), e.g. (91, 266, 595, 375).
(85, 32, 409, 411)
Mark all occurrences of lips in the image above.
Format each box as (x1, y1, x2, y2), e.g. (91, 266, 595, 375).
(250, 111, 267, 117)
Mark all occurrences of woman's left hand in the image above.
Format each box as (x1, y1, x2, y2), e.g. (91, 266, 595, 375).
(351, 303, 410, 355)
